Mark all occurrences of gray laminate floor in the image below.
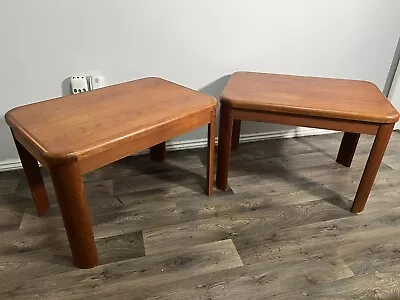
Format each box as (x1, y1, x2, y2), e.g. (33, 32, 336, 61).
(1, 132, 400, 299)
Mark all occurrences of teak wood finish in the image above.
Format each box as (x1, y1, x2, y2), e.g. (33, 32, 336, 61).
(6, 77, 217, 268)
(216, 72, 399, 214)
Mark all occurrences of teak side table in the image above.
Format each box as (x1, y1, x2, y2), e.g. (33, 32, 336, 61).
(6, 77, 217, 269)
(216, 72, 399, 213)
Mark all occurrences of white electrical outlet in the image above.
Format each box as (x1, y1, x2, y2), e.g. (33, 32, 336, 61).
(70, 76, 89, 94)
(89, 75, 105, 90)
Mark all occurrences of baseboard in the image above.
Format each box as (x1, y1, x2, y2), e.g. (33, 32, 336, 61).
(166, 127, 336, 151)
(0, 127, 335, 172)
(0, 159, 23, 172)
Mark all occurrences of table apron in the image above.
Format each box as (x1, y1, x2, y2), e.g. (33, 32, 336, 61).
(78, 108, 213, 174)
(12, 128, 49, 168)
(232, 108, 379, 135)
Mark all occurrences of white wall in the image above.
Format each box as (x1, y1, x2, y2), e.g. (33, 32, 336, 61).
(0, 0, 399, 168)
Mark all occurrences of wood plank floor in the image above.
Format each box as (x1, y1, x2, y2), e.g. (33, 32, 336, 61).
(1, 132, 400, 299)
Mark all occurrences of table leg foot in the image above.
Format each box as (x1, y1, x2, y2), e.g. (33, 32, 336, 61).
(216, 102, 233, 191)
(231, 120, 241, 150)
(336, 132, 360, 167)
(206, 108, 216, 196)
(150, 142, 166, 161)
(50, 161, 99, 268)
(351, 124, 394, 213)
(12, 132, 49, 217)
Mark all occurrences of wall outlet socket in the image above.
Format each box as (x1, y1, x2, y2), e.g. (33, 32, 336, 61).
(70, 76, 89, 94)
(89, 75, 105, 90)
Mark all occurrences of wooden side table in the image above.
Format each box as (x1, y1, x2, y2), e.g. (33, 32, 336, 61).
(216, 72, 399, 213)
(6, 77, 217, 269)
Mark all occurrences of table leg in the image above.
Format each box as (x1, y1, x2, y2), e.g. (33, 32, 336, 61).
(50, 161, 99, 268)
(206, 108, 216, 195)
(12, 133, 49, 216)
(150, 142, 166, 161)
(216, 102, 233, 191)
(231, 120, 241, 150)
(336, 132, 360, 167)
(352, 123, 394, 213)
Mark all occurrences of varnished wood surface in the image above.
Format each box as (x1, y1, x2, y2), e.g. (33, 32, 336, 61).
(49, 161, 99, 268)
(352, 123, 395, 213)
(216, 101, 233, 191)
(231, 120, 241, 150)
(6, 77, 217, 268)
(222, 72, 399, 123)
(206, 109, 216, 196)
(1, 132, 400, 298)
(12, 133, 49, 216)
(150, 142, 166, 162)
(336, 132, 360, 167)
(217, 73, 398, 213)
(5, 77, 216, 162)
(232, 107, 379, 135)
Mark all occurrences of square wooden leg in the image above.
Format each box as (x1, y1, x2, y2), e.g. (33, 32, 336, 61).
(50, 161, 99, 268)
(150, 142, 166, 161)
(336, 132, 360, 167)
(12, 132, 49, 217)
(231, 120, 241, 150)
(216, 101, 233, 191)
(352, 123, 394, 213)
(206, 107, 216, 196)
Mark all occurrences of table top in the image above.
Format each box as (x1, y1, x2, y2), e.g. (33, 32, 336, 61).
(222, 72, 399, 124)
(6, 77, 216, 159)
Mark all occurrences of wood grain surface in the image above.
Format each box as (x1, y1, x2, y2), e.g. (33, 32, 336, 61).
(5, 77, 216, 163)
(222, 72, 399, 123)
(5, 77, 217, 268)
(0, 132, 400, 298)
(217, 72, 398, 215)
